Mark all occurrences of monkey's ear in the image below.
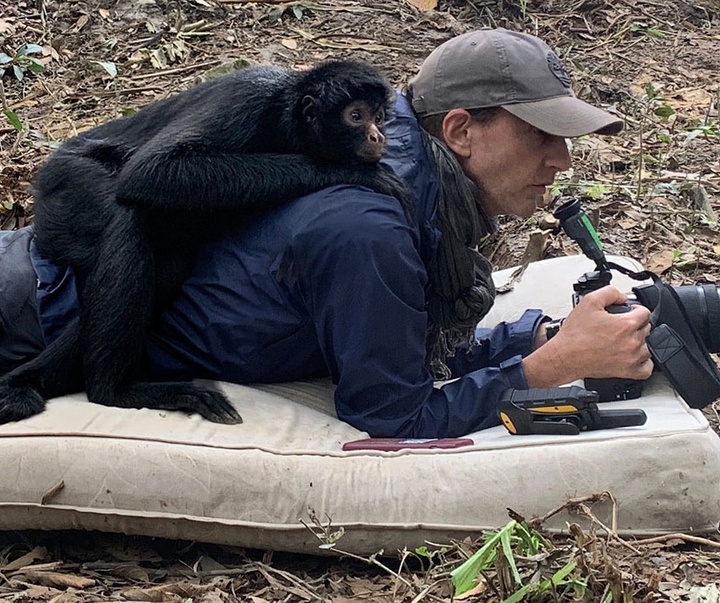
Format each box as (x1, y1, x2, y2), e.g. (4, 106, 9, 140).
(301, 95, 318, 121)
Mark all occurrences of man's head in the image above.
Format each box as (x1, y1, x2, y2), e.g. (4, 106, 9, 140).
(408, 29, 622, 218)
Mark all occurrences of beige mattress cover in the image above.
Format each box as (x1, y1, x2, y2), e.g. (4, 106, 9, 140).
(0, 255, 718, 555)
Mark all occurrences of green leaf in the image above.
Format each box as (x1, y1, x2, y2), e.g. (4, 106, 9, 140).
(415, 546, 431, 557)
(499, 525, 522, 585)
(24, 43, 44, 54)
(451, 521, 514, 596)
(4, 109, 23, 131)
(0, 53, 12, 64)
(654, 104, 674, 120)
(27, 58, 46, 73)
(513, 521, 548, 555)
(13, 64, 23, 81)
(292, 5, 304, 19)
(551, 559, 577, 584)
(645, 27, 666, 38)
(500, 583, 532, 603)
(585, 182, 608, 200)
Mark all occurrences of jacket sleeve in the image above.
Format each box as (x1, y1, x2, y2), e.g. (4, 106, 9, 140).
(293, 191, 546, 438)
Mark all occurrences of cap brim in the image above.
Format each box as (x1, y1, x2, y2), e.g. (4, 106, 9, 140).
(503, 96, 623, 137)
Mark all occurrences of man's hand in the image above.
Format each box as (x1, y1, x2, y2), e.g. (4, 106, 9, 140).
(523, 286, 653, 388)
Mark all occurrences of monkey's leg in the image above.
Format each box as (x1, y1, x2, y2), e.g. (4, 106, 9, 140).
(0, 319, 84, 423)
(33, 153, 118, 273)
(80, 208, 242, 424)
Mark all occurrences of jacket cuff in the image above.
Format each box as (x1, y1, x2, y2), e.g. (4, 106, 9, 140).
(499, 354, 529, 389)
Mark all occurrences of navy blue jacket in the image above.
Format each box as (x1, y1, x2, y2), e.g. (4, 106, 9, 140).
(32, 94, 546, 437)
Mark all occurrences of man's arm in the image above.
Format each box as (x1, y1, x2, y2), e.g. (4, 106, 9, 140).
(442, 309, 548, 378)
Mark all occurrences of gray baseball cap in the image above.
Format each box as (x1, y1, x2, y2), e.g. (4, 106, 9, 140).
(408, 29, 623, 137)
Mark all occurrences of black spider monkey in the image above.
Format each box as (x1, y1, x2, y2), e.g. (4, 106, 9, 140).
(0, 60, 408, 425)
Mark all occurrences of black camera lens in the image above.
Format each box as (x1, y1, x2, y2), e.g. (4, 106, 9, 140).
(674, 285, 720, 353)
(634, 282, 720, 353)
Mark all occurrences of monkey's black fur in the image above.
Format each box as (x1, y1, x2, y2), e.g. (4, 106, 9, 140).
(0, 60, 407, 425)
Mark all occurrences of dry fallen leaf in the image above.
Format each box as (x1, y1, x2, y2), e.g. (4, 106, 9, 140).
(72, 14, 90, 32)
(281, 38, 298, 50)
(107, 563, 151, 582)
(405, 0, 438, 9)
(0, 18, 15, 34)
(22, 570, 95, 590)
(618, 218, 638, 229)
(645, 249, 676, 274)
(1, 546, 48, 572)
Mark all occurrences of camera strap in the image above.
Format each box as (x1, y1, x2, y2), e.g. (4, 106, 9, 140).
(608, 261, 720, 409)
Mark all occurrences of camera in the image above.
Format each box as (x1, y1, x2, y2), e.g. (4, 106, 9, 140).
(552, 198, 720, 407)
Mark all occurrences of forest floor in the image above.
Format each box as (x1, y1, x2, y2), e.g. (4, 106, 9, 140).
(1, 0, 720, 600)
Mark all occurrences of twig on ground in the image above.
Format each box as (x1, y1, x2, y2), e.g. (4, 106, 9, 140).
(630, 533, 720, 549)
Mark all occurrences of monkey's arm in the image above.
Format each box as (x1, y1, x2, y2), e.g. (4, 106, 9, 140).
(116, 143, 408, 213)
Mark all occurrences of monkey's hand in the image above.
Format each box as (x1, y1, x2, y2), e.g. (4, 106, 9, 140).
(111, 382, 243, 425)
(0, 378, 47, 424)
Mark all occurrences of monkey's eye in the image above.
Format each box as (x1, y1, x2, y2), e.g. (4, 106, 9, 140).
(350, 110, 363, 122)
(375, 110, 385, 125)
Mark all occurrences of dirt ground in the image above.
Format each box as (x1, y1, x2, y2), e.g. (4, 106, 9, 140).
(1, 0, 720, 601)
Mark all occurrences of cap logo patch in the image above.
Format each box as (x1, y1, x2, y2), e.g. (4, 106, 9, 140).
(547, 52, 571, 88)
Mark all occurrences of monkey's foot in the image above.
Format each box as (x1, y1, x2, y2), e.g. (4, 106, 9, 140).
(100, 382, 243, 425)
(0, 380, 47, 424)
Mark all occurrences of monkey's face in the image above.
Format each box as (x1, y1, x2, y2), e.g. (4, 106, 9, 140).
(340, 100, 387, 163)
(303, 97, 390, 166)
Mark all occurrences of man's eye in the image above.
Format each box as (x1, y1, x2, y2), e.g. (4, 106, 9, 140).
(533, 127, 553, 143)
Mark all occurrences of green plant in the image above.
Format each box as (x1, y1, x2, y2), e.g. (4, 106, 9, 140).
(683, 119, 718, 143)
(643, 83, 674, 122)
(3, 107, 21, 130)
(450, 520, 550, 597)
(0, 79, 22, 131)
(630, 22, 667, 38)
(449, 519, 595, 601)
(0, 43, 45, 80)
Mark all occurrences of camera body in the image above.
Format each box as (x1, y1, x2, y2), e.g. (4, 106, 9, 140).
(554, 198, 720, 408)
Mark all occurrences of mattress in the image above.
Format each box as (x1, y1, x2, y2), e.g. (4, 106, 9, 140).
(0, 255, 717, 554)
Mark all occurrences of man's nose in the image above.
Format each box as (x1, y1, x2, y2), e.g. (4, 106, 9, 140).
(546, 136, 572, 171)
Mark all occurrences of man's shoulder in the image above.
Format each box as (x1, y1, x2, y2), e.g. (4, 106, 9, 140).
(284, 185, 417, 258)
(293, 185, 410, 230)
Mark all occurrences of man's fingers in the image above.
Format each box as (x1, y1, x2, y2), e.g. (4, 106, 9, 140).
(636, 356, 655, 379)
(581, 285, 627, 309)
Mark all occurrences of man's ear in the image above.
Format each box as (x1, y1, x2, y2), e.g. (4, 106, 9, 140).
(441, 109, 475, 158)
